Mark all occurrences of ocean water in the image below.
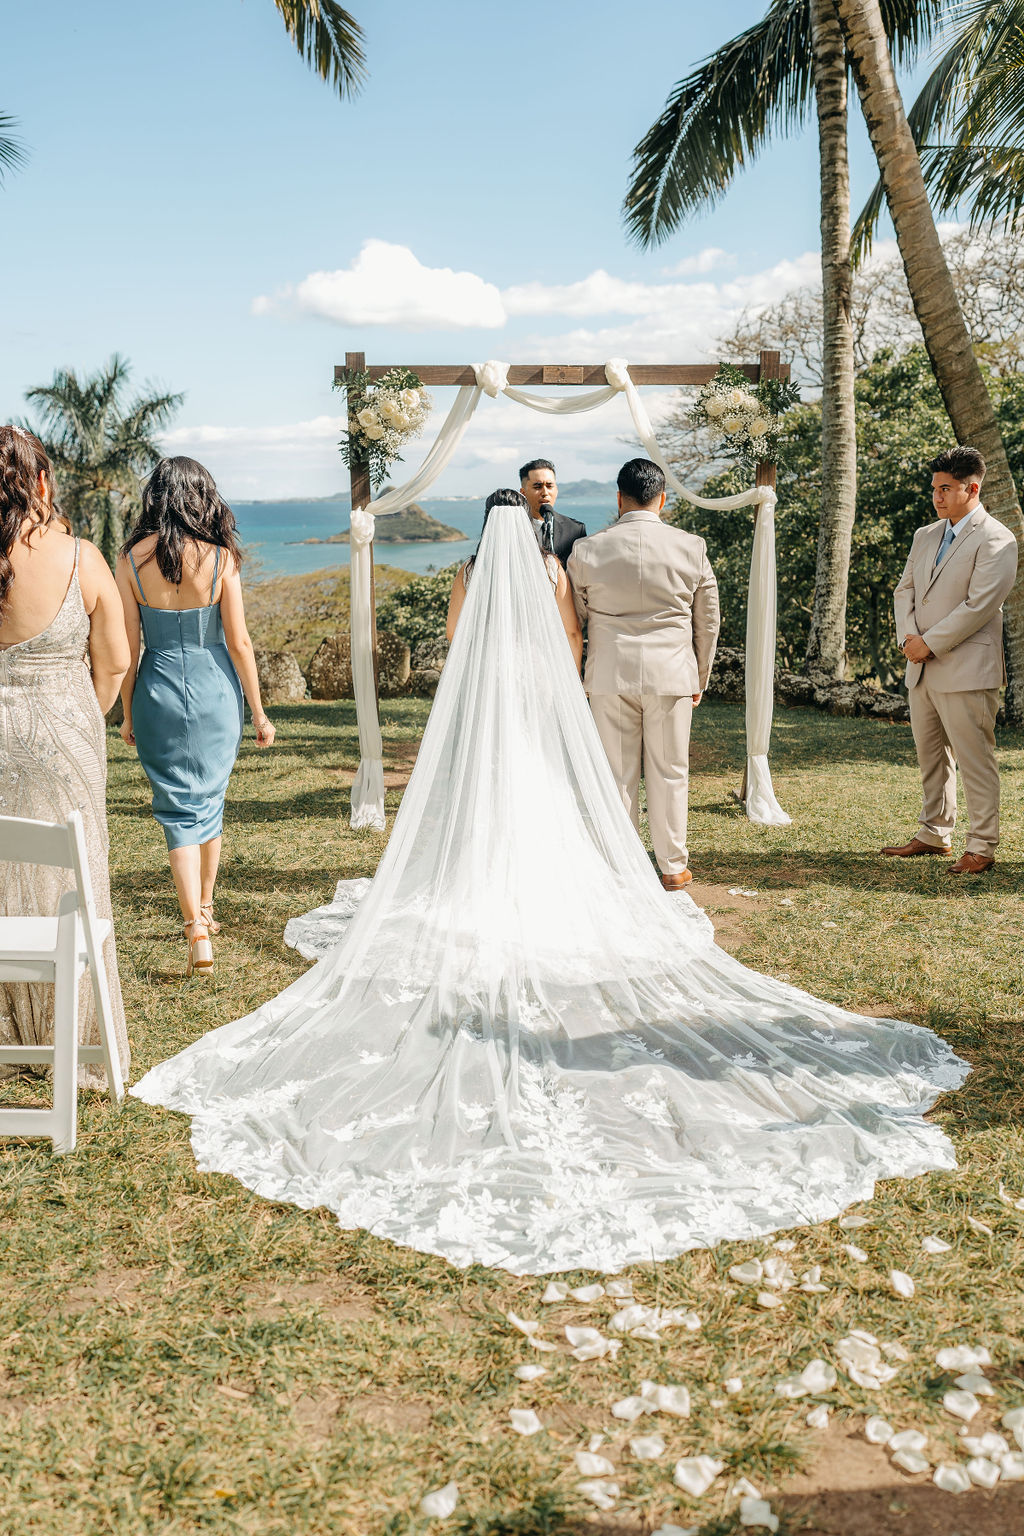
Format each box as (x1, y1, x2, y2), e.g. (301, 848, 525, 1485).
(234, 496, 618, 579)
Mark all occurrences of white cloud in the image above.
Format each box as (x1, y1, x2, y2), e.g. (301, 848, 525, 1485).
(254, 241, 506, 330)
(660, 248, 735, 277)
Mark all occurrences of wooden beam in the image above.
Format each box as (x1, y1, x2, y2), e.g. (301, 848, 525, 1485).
(334, 362, 790, 388)
(343, 350, 378, 698)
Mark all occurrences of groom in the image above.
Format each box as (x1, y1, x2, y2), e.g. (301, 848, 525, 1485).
(568, 458, 720, 889)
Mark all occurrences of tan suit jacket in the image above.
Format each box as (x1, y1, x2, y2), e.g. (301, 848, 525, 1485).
(567, 510, 720, 696)
(894, 506, 1018, 691)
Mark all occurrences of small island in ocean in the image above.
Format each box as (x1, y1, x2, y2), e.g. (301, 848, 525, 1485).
(288, 497, 465, 546)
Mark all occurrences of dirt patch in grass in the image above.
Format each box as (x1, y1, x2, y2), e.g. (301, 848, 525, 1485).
(242, 1279, 379, 1323)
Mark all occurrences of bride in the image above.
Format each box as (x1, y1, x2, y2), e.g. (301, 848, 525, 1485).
(133, 489, 967, 1276)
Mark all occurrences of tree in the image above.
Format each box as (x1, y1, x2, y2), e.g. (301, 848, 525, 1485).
(25, 356, 183, 568)
(833, 0, 1024, 722)
(623, 0, 942, 682)
(272, 1, 366, 99)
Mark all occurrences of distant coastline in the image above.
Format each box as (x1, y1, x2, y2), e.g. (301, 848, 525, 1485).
(288, 502, 465, 547)
(236, 477, 615, 509)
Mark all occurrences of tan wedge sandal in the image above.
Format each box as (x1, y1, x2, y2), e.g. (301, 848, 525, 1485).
(199, 901, 222, 935)
(184, 918, 214, 976)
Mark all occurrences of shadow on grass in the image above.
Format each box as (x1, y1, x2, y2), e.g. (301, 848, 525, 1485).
(689, 847, 1024, 894)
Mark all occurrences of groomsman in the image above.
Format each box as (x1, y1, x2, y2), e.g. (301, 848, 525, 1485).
(519, 458, 587, 567)
(568, 458, 719, 889)
(883, 446, 1018, 873)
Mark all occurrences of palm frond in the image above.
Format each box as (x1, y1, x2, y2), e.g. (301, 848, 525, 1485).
(0, 111, 26, 182)
(273, 0, 366, 100)
(920, 141, 1024, 226)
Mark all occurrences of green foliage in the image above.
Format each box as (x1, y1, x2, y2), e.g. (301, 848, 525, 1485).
(377, 563, 460, 649)
(675, 345, 1013, 685)
(273, 0, 367, 101)
(336, 367, 429, 490)
(24, 355, 183, 569)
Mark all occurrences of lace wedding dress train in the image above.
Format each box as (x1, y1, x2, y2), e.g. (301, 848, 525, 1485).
(133, 504, 967, 1276)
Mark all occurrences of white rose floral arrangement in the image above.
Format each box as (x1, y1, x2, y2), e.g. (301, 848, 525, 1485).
(690, 363, 799, 471)
(338, 367, 433, 489)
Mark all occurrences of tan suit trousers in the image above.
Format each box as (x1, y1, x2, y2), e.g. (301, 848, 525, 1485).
(909, 673, 1000, 855)
(590, 694, 693, 875)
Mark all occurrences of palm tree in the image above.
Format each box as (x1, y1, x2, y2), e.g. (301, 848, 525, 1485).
(0, 112, 25, 183)
(25, 357, 184, 568)
(833, 0, 1024, 722)
(272, 1, 367, 99)
(624, 0, 942, 681)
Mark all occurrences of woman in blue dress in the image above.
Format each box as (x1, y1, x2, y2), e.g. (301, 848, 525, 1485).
(116, 458, 275, 975)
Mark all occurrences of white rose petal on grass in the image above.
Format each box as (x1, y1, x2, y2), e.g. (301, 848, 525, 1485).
(540, 1282, 569, 1303)
(881, 1340, 911, 1362)
(724, 1377, 744, 1395)
(564, 1325, 619, 1361)
(842, 1244, 868, 1263)
(605, 1280, 634, 1299)
(514, 1364, 546, 1382)
(739, 1495, 779, 1531)
(966, 1456, 1002, 1489)
(576, 1480, 619, 1511)
(757, 1291, 784, 1309)
(890, 1269, 916, 1298)
(611, 1395, 647, 1422)
(943, 1390, 980, 1423)
(773, 1238, 797, 1251)
(998, 1182, 1024, 1210)
(1002, 1406, 1024, 1449)
(1001, 1451, 1024, 1480)
(420, 1482, 459, 1518)
(629, 1433, 666, 1460)
(587, 1434, 605, 1453)
(838, 1336, 899, 1391)
(807, 1404, 831, 1429)
(839, 1213, 871, 1230)
(891, 1448, 930, 1475)
(574, 1451, 616, 1477)
(506, 1310, 539, 1336)
(921, 1235, 953, 1254)
(509, 1408, 543, 1436)
(962, 1432, 1008, 1458)
(889, 1430, 928, 1454)
(865, 1417, 895, 1445)
(645, 1382, 692, 1418)
(799, 1265, 828, 1293)
(936, 1344, 991, 1371)
(527, 1335, 557, 1352)
(967, 1215, 994, 1235)
(569, 1283, 605, 1302)
(933, 1463, 972, 1494)
(673, 1455, 726, 1497)
(728, 1259, 764, 1285)
(954, 1371, 994, 1396)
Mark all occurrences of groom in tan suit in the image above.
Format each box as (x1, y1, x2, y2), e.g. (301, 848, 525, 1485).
(568, 458, 719, 889)
(883, 445, 1018, 873)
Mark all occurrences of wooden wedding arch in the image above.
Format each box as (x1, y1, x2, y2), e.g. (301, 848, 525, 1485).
(335, 347, 791, 672)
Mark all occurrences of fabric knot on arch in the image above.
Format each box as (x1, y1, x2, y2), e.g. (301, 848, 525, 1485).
(341, 354, 792, 833)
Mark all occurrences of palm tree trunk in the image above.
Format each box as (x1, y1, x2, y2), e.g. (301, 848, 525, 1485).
(833, 0, 1024, 723)
(804, 0, 858, 681)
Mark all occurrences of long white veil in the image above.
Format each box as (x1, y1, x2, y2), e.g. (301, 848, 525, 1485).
(134, 501, 966, 1275)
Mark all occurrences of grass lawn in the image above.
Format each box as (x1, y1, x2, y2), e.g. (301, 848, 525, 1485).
(1, 698, 1022, 1536)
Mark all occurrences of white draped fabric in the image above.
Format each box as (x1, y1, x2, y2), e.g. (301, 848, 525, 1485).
(347, 359, 788, 830)
(133, 501, 967, 1277)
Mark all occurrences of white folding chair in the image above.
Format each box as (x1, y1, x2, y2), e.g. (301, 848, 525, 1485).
(0, 811, 124, 1153)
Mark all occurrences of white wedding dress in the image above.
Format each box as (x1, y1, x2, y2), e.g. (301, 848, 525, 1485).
(133, 503, 967, 1275)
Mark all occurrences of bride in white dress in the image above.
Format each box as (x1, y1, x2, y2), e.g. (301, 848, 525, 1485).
(133, 490, 967, 1276)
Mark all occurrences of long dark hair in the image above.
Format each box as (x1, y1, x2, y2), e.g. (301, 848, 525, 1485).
(465, 487, 530, 575)
(0, 426, 58, 617)
(123, 456, 243, 584)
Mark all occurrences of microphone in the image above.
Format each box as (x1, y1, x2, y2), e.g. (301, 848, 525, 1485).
(538, 502, 555, 554)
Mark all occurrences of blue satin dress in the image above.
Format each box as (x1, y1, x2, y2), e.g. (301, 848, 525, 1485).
(128, 547, 244, 849)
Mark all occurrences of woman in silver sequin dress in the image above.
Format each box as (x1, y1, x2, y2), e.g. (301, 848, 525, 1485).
(0, 426, 131, 1084)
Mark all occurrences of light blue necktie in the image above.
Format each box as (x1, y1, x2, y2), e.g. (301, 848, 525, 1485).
(935, 521, 956, 565)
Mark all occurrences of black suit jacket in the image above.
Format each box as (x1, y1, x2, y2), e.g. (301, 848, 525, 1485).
(536, 511, 586, 568)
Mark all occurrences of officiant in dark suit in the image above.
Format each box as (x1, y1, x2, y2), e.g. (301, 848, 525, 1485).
(519, 459, 586, 568)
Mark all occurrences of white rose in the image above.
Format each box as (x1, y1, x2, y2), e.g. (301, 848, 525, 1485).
(705, 397, 725, 419)
(728, 387, 747, 407)
(740, 393, 760, 412)
(392, 412, 412, 430)
(363, 422, 385, 441)
(377, 399, 401, 423)
(723, 415, 744, 433)
(356, 407, 380, 431)
(401, 388, 420, 409)
(750, 417, 770, 435)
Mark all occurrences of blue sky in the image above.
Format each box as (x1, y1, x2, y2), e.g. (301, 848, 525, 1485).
(2, 0, 924, 498)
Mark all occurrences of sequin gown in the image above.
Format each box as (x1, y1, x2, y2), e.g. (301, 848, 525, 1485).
(0, 541, 129, 1084)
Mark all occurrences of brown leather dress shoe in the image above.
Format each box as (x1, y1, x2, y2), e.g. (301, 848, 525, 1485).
(881, 837, 952, 857)
(662, 870, 693, 890)
(947, 852, 995, 874)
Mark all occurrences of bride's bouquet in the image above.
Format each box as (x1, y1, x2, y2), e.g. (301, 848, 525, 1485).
(690, 363, 799, 471)
(339, 367, 433, 489)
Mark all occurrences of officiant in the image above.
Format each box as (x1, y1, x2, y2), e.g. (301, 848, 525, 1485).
(519, 459, 587, 567)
